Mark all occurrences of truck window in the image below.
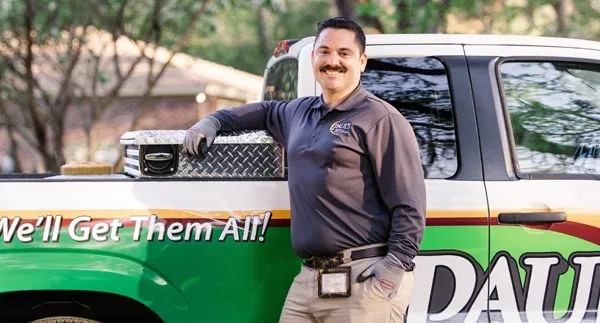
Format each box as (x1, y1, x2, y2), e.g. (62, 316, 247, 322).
(361, 57, 458, 179)
(263, 58, 298, 101)
(499, 61, 600, 176)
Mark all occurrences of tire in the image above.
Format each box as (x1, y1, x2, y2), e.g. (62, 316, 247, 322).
(28, 316, 102, 323)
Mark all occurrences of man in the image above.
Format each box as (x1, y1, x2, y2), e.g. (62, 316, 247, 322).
(184, 17, 426, 322)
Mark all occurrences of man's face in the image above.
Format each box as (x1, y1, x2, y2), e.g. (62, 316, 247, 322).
(311, 28, 367, 96)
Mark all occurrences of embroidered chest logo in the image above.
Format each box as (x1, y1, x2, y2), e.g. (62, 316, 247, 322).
(330, 120, 352, 135)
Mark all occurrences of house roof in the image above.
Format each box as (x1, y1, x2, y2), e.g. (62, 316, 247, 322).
(87, 30, 265, 101)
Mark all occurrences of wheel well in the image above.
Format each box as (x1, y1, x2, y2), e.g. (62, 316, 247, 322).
(0, 290, 164, 323)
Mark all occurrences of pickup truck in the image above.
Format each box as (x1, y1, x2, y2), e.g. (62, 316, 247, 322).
(0, 34, 599, 323)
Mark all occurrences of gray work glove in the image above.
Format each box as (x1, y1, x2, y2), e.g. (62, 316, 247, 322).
(183, 116, 221, 157)
(357, 253, 405, 299)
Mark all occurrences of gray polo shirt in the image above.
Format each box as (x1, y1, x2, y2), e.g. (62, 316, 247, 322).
(209, 83, 426, 270)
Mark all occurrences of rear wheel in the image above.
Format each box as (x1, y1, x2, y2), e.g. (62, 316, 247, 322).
(0, 290, 163, 322)
(29, 317, 101, 323)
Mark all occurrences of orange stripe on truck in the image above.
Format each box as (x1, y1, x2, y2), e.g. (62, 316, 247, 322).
(0, 208, 597, 227)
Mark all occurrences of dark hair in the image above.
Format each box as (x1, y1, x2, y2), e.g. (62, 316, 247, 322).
(315, 17, 366, 55)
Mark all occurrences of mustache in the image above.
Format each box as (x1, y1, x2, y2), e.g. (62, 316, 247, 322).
(320, 65, 346, 72)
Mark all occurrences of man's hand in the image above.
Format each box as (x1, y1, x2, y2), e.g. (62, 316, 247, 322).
(183, 116, 221, 157)
(357, 253, 406, 299)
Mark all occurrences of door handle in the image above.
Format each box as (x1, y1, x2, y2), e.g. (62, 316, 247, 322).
(144, 153, 174, 162)
(498, 212, 566, 224)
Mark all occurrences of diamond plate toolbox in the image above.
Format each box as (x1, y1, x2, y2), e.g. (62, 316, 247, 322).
(120, 130, 285, 179)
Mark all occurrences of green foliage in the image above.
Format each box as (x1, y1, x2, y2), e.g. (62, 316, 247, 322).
(183, 0, 332, 75)
(355, 1, 384, 17)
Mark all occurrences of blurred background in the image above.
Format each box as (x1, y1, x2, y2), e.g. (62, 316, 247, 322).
(0, 0, 598, 174)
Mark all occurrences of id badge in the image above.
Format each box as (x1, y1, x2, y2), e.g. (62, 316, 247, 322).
(317, 266, 351, 298)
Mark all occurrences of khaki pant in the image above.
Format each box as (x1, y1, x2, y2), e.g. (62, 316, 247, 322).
(279, 247, 416, 323)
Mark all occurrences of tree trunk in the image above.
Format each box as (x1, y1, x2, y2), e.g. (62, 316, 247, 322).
(0, 96, 23, 173)
(8, 129, 23, 173)
(396, 0, 411, 32)
(425, 0, 452, 33)
(335, 0, 357, 20)
(53, 118, 66, 168)
(526, 0, 536, 33)
(334, 0, 385, 33)
(87, 103, 101, 162)
(255, 6, 271, 60)
(24, 0, 52, 171)
(553, 0, 574, 37)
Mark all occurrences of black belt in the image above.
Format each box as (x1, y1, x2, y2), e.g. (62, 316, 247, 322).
(302, 245, 388, 269)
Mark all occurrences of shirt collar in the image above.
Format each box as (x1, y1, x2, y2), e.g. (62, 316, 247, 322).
(310, 82, 368, 111)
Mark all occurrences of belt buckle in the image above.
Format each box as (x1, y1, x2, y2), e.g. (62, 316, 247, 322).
(316, 257, 333, 268)
(341, 250, 352, 264)
(309, 250, 352, 269)
(314, 255, 339, 268)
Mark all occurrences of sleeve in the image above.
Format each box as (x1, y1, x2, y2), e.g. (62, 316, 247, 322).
(208, 100, 294, 146)
(365, 112, 427, 270)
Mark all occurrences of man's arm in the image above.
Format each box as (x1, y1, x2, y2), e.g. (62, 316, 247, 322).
(366, 112, 426, 270)
(184, 100, 294, 155)
(210, 101, 293, 143)
(210, 100, 293, 143)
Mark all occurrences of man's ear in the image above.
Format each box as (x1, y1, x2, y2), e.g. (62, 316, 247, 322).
(360, 52, 368, 72)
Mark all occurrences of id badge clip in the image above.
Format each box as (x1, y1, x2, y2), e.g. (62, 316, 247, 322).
(317, 266, 351, 298)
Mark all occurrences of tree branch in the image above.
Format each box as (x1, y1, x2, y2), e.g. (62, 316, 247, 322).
(24, 0, 46, 152)
(40, 3, 60, 37)
(53, 25, 89, 109)
(128, 0, 211, 131)
(111, 0, 129, 83)
(2, 55, 55, 111)
(0, 119, 40, 151)
(0, 95, 23, 172)
(91, 0, 157, 106)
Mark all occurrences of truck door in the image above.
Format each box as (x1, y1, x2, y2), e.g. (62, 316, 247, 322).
(331, 44, 490, 323)
(465, 44, 600, 323)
